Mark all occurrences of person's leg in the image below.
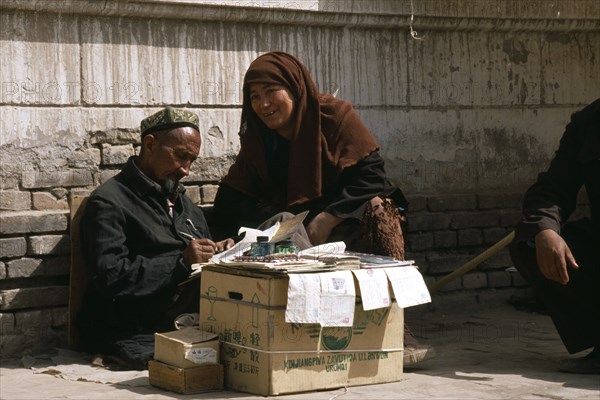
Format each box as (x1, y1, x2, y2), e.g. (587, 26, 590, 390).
(111, 333, 155, 371)
(160, 278, 201, 330)
(510, 219, 600, 373)
(510, 221, 599, 353)
(78, 319, 154, 371)
(335, 197, 406, 259)
(362, 197, 405, 260)
(339, 196, 434, 366)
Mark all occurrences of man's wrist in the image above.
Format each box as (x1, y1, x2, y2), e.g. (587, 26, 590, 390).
(535, 229, 559, 240)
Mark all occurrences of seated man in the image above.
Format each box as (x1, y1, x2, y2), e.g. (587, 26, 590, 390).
(77, 107, 233, 370)
(510, 98, 599, 374)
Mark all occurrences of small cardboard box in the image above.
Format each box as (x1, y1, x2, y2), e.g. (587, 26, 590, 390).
(148, 360, 223, 394)
(199, 265, 404, 396)
(154, 328, 220, 369)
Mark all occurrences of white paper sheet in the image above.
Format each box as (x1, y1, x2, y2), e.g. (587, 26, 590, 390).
(384, 266, 431, 308)
(352, 269, 391, 311)
(298, 241, 346, 259)
(184, 347, 218, 364)
(285, 273, 322, 324)
(318, 271, 356, 326)
(210, 223, 279, 264)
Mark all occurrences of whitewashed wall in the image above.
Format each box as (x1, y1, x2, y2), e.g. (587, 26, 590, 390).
(1, 0, 599, 193)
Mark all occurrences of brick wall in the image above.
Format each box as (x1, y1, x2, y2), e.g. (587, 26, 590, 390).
(404, 191, 591, 293)
(404, 193, 520, 292)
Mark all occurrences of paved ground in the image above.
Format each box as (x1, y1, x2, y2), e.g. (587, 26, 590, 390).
(1, 290, 599, 400)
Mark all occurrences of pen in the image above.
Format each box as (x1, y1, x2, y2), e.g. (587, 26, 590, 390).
(179, 231, 195, 240)
(186, 219, 201, 234)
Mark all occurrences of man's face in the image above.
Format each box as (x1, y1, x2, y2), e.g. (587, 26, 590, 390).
(139, 127, 201, 196)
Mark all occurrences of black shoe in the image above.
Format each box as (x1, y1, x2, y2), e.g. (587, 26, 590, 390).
(558, 348, 600, 374)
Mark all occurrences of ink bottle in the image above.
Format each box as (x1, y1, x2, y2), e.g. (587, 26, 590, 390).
(250, 236, 274, 256)
(275, 240, 299, 255)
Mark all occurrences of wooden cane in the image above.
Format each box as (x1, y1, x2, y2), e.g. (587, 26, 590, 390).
(430, 230, 515, 293)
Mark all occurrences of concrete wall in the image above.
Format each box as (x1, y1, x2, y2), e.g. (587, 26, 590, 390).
(1, 0, 598, 356)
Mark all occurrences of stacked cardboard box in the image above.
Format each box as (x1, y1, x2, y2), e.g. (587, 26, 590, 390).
(199, 265, 404, 396)
(149, 328, 224, 394)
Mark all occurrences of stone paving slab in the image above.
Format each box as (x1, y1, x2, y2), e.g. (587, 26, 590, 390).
(1, 293, 598, 400)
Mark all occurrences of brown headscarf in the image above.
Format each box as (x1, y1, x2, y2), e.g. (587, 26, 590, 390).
(222, 51, 380, 206)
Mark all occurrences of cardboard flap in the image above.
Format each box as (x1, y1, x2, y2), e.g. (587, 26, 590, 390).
(157, 328, 218, 345)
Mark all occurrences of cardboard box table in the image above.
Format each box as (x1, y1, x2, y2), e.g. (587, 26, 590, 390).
(199, 265, 404, 396)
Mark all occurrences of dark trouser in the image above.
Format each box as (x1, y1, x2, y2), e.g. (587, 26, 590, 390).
(78, 280, 200, 370)
(509, 219, 600, 354)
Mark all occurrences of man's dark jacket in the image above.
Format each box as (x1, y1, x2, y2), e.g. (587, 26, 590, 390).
(77, 156, 210, 352)
(511, 98, 599, 354)
(516, 97, 600, 242)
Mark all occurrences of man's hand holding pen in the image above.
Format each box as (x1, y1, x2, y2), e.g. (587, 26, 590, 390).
(215, 238, 235, 252)
(182, 237, 235, 267)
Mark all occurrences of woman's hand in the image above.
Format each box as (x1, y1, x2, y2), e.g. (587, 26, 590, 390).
(306, 212, 343, 245)
(534, 229, 579, 285)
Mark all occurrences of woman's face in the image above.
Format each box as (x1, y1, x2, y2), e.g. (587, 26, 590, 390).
(249, 83, 295, 139)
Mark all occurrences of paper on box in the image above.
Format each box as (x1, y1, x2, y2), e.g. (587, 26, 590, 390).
(286, 271, 356, 326)
(286, 273, 321, 323)
(317, 270, 356, 326)
(352, 269, 391, 310)
(384, 266, 432, 308)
